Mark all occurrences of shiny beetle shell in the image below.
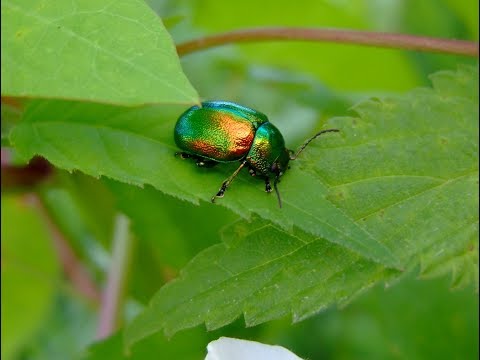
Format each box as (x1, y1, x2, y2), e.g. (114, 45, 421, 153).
(174, 101, 266, 161)
(174, 100, 339, 207)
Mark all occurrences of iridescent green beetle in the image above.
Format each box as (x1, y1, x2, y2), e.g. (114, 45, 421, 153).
(174, 101, 339, 207)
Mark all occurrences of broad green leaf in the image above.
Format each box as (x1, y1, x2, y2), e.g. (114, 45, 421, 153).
(318, 65, 478, 270)
(125, 205, 477, 346)
(9, 99, 397, 268)
(10, 66, 478, 270)
(1, 194, 60, 359)
(1, 0, 199, 105)
(124, 217, 400, 345)
(124, 65, 478, 345)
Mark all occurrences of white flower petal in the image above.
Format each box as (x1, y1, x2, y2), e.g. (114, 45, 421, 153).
(205, 337, 304, 360)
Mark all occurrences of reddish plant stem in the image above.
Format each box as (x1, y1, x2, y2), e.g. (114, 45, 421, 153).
(176, 27, 479, 57)
(31, 194, 102, 304)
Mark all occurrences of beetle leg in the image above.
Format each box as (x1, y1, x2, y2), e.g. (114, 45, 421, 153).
(176, 152, 218, 167)
(211, 161, 247, 203)
(196, 159, 217, 168)
(175, 151, 192, 159)
(264, 177, 272, 193)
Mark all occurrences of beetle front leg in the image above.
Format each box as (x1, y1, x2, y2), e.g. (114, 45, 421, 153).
(211, 161, 247, 203)
(213, 180, 228, 199)
(264, 177, 272, 193)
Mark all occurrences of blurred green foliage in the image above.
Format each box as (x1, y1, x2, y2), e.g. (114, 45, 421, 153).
(1, 0, 478, 359)
(1, 195, 60, 359)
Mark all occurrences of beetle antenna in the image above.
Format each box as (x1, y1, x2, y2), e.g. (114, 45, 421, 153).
(290, 129, 339, 160)
(273, 176, 282, 208)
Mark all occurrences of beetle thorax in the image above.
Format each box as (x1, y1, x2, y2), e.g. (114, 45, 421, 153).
(246, 122, 290, 176)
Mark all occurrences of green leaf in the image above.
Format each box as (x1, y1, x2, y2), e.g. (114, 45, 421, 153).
(1, 194, 60, 359)
(8, 97, 397, 267)
(1, 0, 199, 105)
(125, 206, 477, 346)
(319, 65, 478, 270)
(10, 66, 478, 269)
(124, 217, 400, 345)
(124, 65, 478, 345)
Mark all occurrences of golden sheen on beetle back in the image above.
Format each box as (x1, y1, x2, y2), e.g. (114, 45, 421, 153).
(175, 105, 258, 161)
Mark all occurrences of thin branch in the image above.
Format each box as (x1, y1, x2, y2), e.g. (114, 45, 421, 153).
(96, 214, 133, 340)
(176, 27, 479, 57)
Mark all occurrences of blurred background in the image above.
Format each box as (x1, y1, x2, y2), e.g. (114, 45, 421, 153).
(2, 0, 478, 359)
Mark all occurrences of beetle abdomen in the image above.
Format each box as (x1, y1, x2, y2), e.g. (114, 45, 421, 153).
(175, 104, 260, 162)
